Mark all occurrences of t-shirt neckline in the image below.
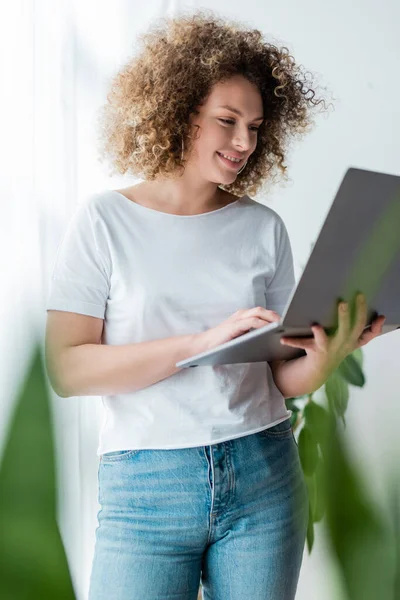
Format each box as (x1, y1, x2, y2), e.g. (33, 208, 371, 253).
(111, 190, 248, 218)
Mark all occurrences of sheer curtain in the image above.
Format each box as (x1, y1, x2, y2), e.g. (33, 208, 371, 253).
(2, 1, 399, 600)
(2, 1, 182, 597)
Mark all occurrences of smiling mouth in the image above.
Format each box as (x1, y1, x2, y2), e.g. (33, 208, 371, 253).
(216, 152, 244, 169)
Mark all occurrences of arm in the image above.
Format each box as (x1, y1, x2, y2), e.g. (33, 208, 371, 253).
(55, 333, 205, 398)
(270, 294, 386, 399)
(269, 356, 328, 399)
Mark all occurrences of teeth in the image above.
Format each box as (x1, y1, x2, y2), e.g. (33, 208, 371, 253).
(219, 152, 241, 163)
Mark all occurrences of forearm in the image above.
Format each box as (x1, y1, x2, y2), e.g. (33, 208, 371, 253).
(271, 354, 331, 398)
(56, 333, 205, 397)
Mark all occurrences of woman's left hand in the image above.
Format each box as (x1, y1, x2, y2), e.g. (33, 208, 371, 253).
(280, 293, 386, 377)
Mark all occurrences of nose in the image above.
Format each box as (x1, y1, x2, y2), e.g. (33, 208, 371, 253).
(232, 129, 253, 152)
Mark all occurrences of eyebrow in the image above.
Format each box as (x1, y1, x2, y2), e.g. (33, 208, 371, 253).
(216, 104, 264, 121)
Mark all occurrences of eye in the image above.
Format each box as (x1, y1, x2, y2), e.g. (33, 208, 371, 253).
(218, 118, 259, 132)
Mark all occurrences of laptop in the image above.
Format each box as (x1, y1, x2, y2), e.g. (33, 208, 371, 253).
(176, 166, 400, 368)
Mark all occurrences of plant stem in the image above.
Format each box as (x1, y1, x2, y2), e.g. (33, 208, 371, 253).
(293, 392, 314, 433)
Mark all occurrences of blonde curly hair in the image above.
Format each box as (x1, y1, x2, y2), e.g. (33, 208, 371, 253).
(96, 9, 334, 197)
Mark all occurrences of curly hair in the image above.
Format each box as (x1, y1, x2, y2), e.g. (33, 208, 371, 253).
(96, 9, 335, 198)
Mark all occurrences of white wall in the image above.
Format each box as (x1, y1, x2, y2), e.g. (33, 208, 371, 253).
(1, 1, 399, 598)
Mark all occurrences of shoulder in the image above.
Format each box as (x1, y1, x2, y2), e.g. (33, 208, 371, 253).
(242, 195, 286, 228)
(78, 189, 121, 221)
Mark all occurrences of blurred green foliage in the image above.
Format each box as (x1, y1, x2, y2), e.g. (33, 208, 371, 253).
(0, 344, 75, 600)
(288, 346, 399, 599)
(0, 342, 398, 599)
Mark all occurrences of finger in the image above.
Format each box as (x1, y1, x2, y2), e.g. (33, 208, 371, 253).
(247, 306, 280, 321)
(244, 317, 274, 331)
(352, 294, 368, 342)
(229, 307, 280, 323)
(357, 329, 376, 348)
(309, 323, 329, 350)
(280, 336, 315, 350)
(357, 316, 386, 346)
(336, 301, 351, 343)
(280, 326, 321, 350)
(372, 315, 386, 334)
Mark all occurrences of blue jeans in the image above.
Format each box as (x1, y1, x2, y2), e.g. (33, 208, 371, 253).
(88, 418, 309, 600)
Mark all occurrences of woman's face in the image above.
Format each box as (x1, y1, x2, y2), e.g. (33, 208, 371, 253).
(186, 75, 264, 185)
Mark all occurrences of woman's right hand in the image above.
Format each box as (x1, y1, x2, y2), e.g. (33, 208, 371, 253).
(196, 307, 281, 352)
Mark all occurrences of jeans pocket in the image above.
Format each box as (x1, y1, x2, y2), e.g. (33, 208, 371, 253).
(100, 449, 141, 462)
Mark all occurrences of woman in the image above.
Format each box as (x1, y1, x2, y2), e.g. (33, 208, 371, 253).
(45, 10, 384, 600)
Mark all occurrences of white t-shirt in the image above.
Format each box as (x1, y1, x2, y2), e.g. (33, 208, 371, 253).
(46, 190, 295, 456)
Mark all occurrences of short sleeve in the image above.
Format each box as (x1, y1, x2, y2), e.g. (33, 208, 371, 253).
(265, 216, 295, 316)
(46, 200, 111, 319)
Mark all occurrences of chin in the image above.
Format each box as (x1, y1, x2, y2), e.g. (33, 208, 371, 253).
(216, 171, 236, 181)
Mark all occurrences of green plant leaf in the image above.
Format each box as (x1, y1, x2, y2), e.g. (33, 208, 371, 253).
(313, 457, 326, 523)
(325, 371, 349, 426)
(298, 426, 319, 476)
(351, 347, 364, 367)
(285, 397, 301, 412)
(302, 405, 329, 524)
(0, 342, 75, 600)
(322, 424, 393, 600)
(303, 400, 330, 444)
(390, 474, 400, 599)
(306, 503, 314, 553)
(289, 411, 298, 428)
(338, 353, 365, 387)
(304, 473, 317, 521)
